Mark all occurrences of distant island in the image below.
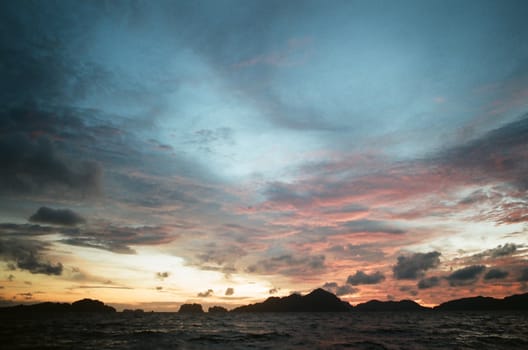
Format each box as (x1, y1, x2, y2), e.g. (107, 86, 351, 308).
(232, 288, 352, 312)
(1, 290, 527, 315)
(178, 303, 204, 313)
(0, 298, 116, 314)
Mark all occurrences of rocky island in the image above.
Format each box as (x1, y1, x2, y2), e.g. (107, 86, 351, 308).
(0, 298, 116, 314)
(231, 288, 352, 312)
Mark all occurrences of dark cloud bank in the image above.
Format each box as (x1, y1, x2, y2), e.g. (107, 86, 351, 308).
(29, 207, 86, 226)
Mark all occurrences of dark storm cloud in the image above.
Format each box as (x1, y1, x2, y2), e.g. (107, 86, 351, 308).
(518, 267, 528, 282)
(29, 207, 86, 226)
(247, 254, 325, 276)
(0, 0, 120, 107)
(0, 239, 62, 275)
(322, 282, 358, 296)
(393, 251, 441, 280)
(225, 287, 234, 296)
(484, 268, 509, 281)
(346, 271, 385, 285)
(198, 289, 213, 298)
(0, 131, 102, 197)
(446, 265, 485, 286)
(417, 276, 440, 289)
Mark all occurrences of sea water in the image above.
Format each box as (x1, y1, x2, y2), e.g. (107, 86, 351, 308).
(2, 311, 527, 349)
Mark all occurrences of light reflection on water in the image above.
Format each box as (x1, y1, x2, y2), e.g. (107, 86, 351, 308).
(2, 312, 527, 349)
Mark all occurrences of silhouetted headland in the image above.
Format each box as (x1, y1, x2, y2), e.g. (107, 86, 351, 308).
(435, 293, 528, 311)
(0, 298, 116, 314)
(231, 288, 353, 312)
(178, 303, 204, 313)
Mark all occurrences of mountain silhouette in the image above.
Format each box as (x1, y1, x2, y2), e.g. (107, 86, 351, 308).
(231, 288, 352, 312)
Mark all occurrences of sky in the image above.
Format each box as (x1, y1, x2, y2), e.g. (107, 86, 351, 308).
(1, 0, 528, 311)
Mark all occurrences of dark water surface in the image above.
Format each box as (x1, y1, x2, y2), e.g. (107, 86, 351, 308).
(2, 312, 527, 349)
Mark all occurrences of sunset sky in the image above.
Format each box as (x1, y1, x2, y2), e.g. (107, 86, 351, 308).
(1, 0, 528, 311)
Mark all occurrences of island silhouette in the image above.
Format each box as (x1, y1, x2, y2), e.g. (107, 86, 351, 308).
(1, 289, 527, 315)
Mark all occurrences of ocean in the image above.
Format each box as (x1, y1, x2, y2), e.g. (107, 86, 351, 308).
(2, 312, 527, 349)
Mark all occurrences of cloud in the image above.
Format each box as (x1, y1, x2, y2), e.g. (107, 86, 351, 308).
(417, 276, 440, 289)
(487, 243, 518, 258)
(446, 265, 486, 286)
(247, 254, 326, 276)
(346, 271, 385, 285)
(269, 288, 278, 294)
(399, 285, 418, 296)
(518, 267, 528, 282)
(343, 220, 405, 235)
(197, 289, 213, 298)
(322, 282, 358, 296)
(225, 287, 234, 296)
(0, 128, 102, 197)
(156, 272, 170, 280)
(484, 268, 509, 280)
(472, 243, 518, 260)
(29, 207, 86, 226)
(0, 222, 176, 256)
(438, 114, 528, 192)
(0, 239, 63, 275)
(393, 251, 441, 280)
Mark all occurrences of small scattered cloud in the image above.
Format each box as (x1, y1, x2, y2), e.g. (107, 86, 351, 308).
(17, 292, 33, 300)
(447, 265, 486, 286)
(225, 287, 234, 296)
(269, 288, 278, 294)
(393, 251, 441, 280)
(156, 272, 170, 280)
(417, 276, 440, 289)
(198, 289, 214, 298)
(29, 206, 86, 226)
(156, 286, 163, 291)
(346, 270, 385, 285)
(484, 268, 509, 280)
